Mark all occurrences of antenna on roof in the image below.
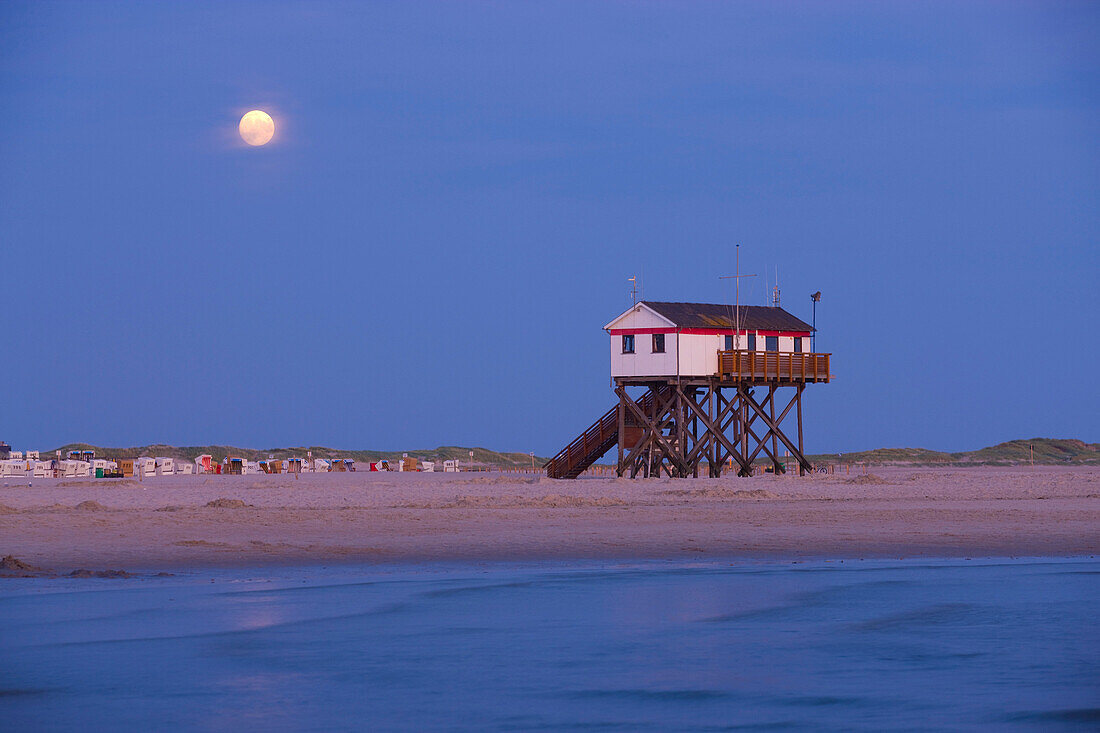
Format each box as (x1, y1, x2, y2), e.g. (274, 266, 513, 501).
(628, 276, 638, 306)
(719, 244, 757, 350)
(773, 266, 780, 307)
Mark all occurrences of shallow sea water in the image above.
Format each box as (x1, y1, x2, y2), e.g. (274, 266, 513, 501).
(1, 558, 1097, 731)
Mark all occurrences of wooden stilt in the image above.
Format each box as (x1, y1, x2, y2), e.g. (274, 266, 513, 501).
(770, 386, 780, 474)
(671, 387, 684, 477)
(797, 384, 805, 476)
(620, 385, 629, 477)
(708, 384, 717, 477)
(740, 391, 749, 475)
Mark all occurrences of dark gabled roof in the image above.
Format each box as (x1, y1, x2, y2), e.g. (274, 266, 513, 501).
(641, 301, 812, 332)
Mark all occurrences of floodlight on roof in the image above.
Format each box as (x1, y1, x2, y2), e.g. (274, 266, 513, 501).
(810, 292, 821, 350)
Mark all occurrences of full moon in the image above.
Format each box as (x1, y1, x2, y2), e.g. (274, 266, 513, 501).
(239, 110, 275, 146)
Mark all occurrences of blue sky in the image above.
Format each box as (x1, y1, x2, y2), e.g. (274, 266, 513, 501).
(1, 1, 1097, 455)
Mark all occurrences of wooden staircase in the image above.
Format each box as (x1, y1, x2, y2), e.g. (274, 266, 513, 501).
(545, 386, 668, 479)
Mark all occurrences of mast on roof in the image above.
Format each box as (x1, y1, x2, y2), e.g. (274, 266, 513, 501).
(719, 244, 756, 349)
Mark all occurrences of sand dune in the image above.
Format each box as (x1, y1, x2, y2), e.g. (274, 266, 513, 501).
(0, 466, 1097, 572)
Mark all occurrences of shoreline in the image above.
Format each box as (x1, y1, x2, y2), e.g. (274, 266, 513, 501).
(5, 553, 1098, 583)
(2, 465, 1097, 574)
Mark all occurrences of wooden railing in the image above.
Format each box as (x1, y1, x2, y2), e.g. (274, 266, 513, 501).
(545, 385, 668, 479)
(545, 403, 619, 479)
(717, 350, 831, 383)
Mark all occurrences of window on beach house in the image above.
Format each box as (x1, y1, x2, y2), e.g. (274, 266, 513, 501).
(652, 333, 665, 353)
(794, 337, 802, 353)
(724, 334, 733, 351)
(766, 335, 778, 351)
(747, 333, 757, 351)
(622, 334, 635, 354)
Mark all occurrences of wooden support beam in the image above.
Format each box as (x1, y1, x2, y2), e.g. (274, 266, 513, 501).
(739, 385, 813, 474)
(652, 385, 683, 477)
(604, 377, 816, 481)
(708, 384, 717, 477)
(617, 384, 684, 477)
(676, 388, 686, 478)
(770, 386, 780, 474)
(736, 386, 780, 474)
(690, 388, 701, 478)
(680, 387, 751, 476)
(616, 387, 625, 477)
(740, 389, 749, 470)
(797, 384, 805, 476)
(616, 386, 662, 478)
(711, 387, 742, 476)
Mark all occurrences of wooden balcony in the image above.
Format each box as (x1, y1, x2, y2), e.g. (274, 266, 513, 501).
(717, 350, 831, 384)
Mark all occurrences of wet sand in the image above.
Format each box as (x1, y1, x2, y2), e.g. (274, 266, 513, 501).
(1, 466, 1097, 571)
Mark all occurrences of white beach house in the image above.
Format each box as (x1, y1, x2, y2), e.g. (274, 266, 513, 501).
(0, 460, 26, 477)
(135, 457, 157, 477)
(604, 301, 814, 379)
(59, 460, 91, 477)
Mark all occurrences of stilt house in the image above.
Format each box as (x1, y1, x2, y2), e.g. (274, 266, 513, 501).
(546, 300, 831, 480)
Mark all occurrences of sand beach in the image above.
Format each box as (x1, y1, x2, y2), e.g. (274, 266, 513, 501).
(1, 466, 1096, 572)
